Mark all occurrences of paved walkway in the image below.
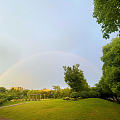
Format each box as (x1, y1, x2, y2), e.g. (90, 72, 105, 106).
(0, 102, 29, 109)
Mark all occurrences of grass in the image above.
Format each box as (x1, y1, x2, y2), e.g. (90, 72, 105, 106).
(0, 98, 120, 120)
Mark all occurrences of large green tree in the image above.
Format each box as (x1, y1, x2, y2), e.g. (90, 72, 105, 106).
(101, 37, 120, 102)
(63, 64, 89, 92)
(93, 0, 120, 39)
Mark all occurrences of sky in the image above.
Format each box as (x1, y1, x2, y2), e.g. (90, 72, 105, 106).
(0, 0, 113, 89)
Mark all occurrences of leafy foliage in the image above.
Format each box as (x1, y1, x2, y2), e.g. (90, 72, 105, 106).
(88, 90, 100, 98)
(93, 0, 120, 39)
(79, 91, 89, 98)
(96, 37, 120, 102)
(70, 92, 79, 98)
(63, 64, 89, 92)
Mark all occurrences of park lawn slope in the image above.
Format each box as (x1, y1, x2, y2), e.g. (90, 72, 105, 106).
(0, 98, 120, 120)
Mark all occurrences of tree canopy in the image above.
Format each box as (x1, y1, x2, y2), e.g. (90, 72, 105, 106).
(97, 37, 120, 102)
(63, 64, 89, 92)
(93, 0, 120, 39)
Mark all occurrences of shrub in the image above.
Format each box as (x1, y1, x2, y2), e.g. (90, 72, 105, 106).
(79, 91, 89, 98)
(63, 97, 71, 100)
(88, 90, 100, 98)
(70, 92, 79, 98)
(7, 95, 13, 101)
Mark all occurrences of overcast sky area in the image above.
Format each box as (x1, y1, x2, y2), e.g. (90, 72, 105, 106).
(0, 0, 113, 89)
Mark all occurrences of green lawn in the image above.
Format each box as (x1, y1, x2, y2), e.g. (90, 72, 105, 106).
(0, 98, 120, 120)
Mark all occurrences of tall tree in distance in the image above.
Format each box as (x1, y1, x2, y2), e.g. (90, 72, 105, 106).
(52, 85, 61, 98)
(52, 85, 61, 91)
(63, 64, 89, 92)
(93, 0, 120, 39)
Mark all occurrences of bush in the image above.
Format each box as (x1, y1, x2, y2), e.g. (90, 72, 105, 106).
(79, 91, 89, 98)
(63, 97, 71, 100)
(88, 90, 100, 98)
(70, 92, 79, 98)
(6, 95, 13, 101)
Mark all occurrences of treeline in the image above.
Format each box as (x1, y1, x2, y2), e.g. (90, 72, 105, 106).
(0, 86, 71, 105)
(0, 87, 29, 105)
(0, 85, 100, 104)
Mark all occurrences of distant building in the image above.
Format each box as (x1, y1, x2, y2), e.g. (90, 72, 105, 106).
(40, 88, 51, 92)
